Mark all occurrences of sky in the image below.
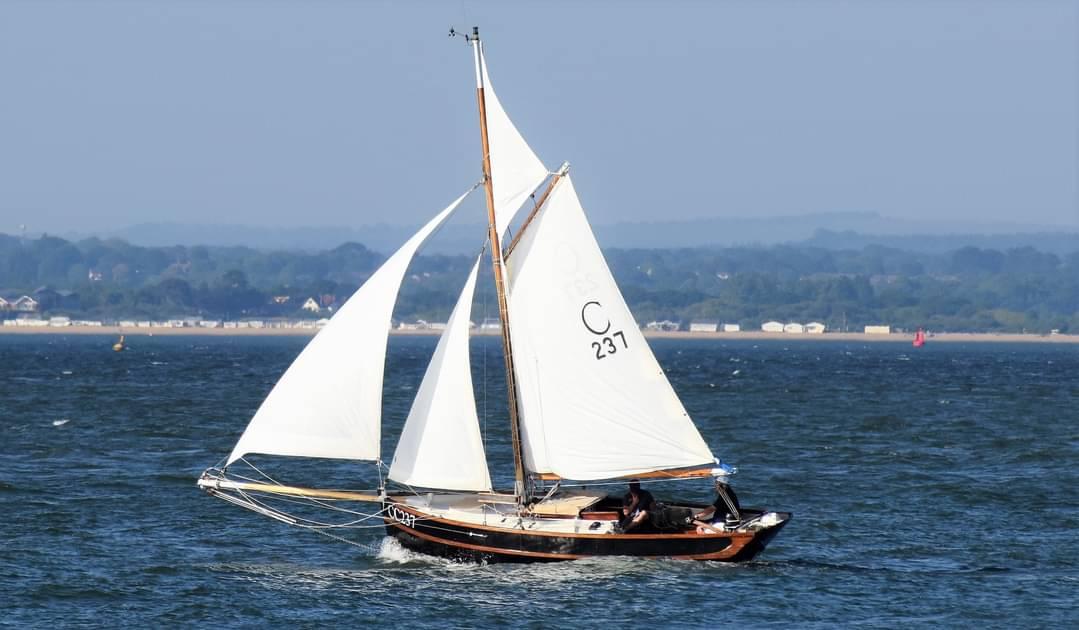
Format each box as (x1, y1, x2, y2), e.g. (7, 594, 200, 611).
(1, 0, 1076, 237)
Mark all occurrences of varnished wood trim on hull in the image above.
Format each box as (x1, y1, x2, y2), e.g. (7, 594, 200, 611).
(382, 504, 789, 563)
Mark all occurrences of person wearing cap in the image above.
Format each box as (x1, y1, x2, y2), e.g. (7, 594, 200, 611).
(690, 479, 741, 534)
(619, 480, 655, 533)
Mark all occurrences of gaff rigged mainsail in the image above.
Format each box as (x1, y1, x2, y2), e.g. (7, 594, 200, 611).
(226, 187, 476, 466)
(505, 175, 716, 480)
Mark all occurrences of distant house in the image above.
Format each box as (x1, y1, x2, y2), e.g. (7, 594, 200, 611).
(689, 320, 719, 333)
(13, 296, 39, 312)
(272, 295, 290, 305)
(49, 316, 72, 327)
(302, 298, 321, 313)
(480, 317, 501, 332)
(722, 323, 741, 333)
(805, 322, 826, 334)
(33, 287, 59, 309)
(784, 322, 805, 334)
(864, 325, 891, 335)
(88, 269, 103, 282)
(33, 287, 78, 310)
(644, 320, 680, 332)
(761, 321, 784, 333)
(0, 297, 9, 311)
(427, 322, 448, 331)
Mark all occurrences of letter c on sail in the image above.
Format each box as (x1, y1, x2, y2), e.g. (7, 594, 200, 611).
(581, 300, 610, 336)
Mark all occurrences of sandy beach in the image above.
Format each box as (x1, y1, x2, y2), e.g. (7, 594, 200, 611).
(1, 325, 1076, 343)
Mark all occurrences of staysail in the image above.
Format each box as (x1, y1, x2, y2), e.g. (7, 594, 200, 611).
(505, 175, 715, 480)
(226, 188, 475, 466)
(388, 253, 492, 491)
(478, 46, 549, 236)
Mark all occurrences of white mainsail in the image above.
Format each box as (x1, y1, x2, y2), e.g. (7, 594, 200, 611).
(478, 47, 549, 236)
(505, 175, 715, 480)
(388, 254, 492, 491)
(226, 188, 474, 466)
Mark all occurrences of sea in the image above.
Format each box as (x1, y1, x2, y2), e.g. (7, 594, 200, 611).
(2, 334, 1076, 628)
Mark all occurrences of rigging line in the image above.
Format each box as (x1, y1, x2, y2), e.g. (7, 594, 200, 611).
(233, 489, 393, 529)
(424, 180, 485, 244)
(230, 490, 393, 531)
(240, 490, 388, 519)
(212, 489, 299, 525)
(309, 527, 381, 553)
(237, 457, 284, 486)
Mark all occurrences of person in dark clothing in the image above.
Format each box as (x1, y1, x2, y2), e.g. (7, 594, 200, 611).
(690, 479, 741, 534)
(620, 480, 655, 532)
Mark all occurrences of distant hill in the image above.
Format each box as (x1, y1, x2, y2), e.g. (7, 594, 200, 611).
(803, 230, 1079, 257)
(61, 212, 1077, 254)
(71, 222, 485, 255)
(594, 213, 1078, 251)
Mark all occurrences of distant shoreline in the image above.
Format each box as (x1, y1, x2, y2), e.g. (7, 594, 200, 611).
(1, 325, 1076, 344)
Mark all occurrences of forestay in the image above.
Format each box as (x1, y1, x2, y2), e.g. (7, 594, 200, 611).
(226, 188, 474, 466)
(479, 47, 549, 237)
(505, 176, 715, 480)
(389, 254, 492, 492)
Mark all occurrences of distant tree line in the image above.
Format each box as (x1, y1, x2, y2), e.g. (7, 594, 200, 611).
(1, 232, 1077, 333)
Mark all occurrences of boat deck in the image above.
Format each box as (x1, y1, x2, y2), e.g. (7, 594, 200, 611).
(395, 490, 619, 534)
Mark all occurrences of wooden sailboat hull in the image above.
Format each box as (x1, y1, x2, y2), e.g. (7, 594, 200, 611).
(383, 501, 790, 563)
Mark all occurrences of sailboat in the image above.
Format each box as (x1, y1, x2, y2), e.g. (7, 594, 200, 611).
(197, 28, 790, 562)
(913, 329, 926, 348)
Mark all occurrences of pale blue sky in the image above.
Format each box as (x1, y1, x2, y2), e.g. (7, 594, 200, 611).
(1, 0, 1076, 236)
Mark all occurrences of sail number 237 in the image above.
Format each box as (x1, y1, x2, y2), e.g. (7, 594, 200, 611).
(581, 301, 628, 360)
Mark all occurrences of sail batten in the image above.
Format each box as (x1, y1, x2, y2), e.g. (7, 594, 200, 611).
(225, 187, 476, 466)
(389, 253, 492, 492)
(506, 175, 715, 481)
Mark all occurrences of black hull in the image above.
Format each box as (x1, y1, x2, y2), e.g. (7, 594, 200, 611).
(383, 501, 790, 563)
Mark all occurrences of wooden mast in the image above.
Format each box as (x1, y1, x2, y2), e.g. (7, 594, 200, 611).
(470, 27, 529, 503)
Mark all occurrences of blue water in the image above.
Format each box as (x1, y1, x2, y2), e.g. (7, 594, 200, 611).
(2, 335, 1077, 627)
